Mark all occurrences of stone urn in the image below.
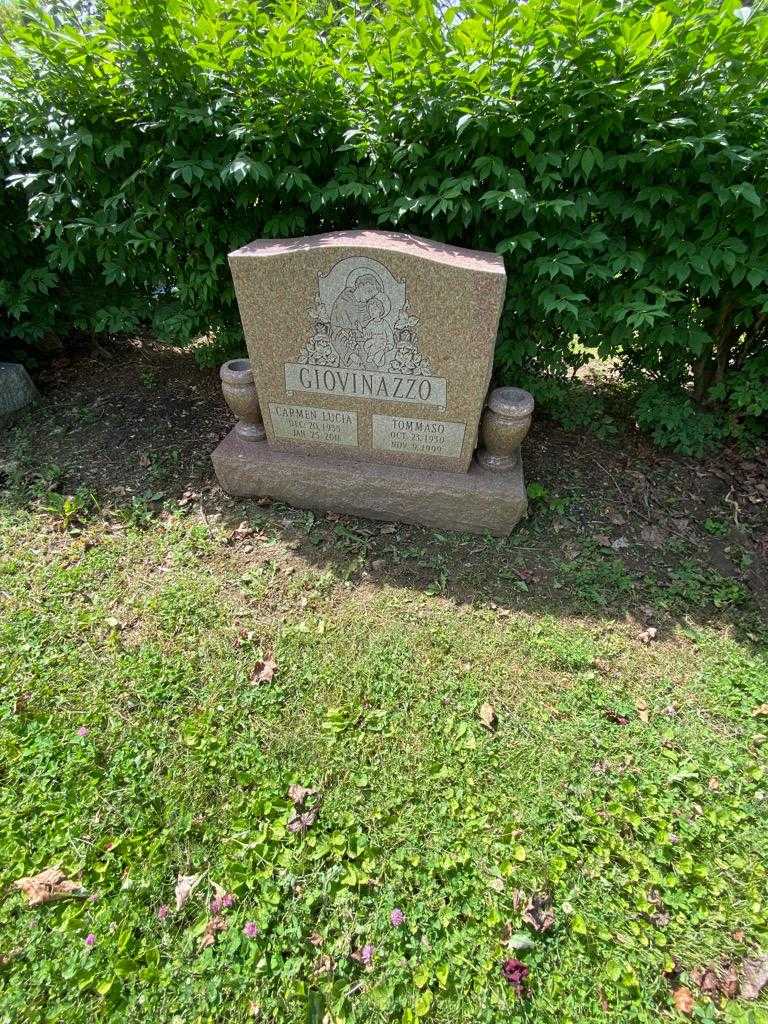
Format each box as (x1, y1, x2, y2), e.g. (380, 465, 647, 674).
(477, 387, 534, 472)
(220, 359, 266, 442)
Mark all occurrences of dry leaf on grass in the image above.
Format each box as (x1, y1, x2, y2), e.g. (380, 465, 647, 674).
(604, 709, 630, 725)
(741, 955, 768, 1000)
(288, 784, 316, 808)
(635, 700, 650, 724)
(522, 892, 555, 933)
(13, 867, 86, 907)
(672, 985, 695, 1015)
(313, 953, 335, 975)
(174, 873, 201, 911)
(479, 703, 497, 732)
(287, 808, 318, 834)
(721, 967, 740, 1000)
(199, 914, 227, 951)
(251, 658, 278, 685)
(751, 704, 768, 718)
(692, 964, 740, 1001)
(638, 626, 658, 645)
(691, 967, 720, 997)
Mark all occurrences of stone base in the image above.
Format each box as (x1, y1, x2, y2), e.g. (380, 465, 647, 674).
(211, 430, 527, 536)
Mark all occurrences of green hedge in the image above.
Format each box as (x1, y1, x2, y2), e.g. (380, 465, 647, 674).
(1, 0, 767, 452)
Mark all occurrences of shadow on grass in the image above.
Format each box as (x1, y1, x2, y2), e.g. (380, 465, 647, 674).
(1, 339, 766, 639)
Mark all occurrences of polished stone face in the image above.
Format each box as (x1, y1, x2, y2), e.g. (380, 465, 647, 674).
(228, 230, 506, 474)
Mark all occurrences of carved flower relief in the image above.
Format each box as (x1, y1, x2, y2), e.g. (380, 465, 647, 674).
(388, 345, 422, 374)
(301, 336, 339, 366)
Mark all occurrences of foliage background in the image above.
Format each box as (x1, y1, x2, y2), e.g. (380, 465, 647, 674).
(1, 0, 767, 453)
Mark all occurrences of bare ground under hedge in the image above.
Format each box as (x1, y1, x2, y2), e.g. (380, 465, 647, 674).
(2, 336, 766, 632)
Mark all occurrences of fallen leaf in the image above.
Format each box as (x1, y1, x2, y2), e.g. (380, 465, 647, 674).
(732, 930, 746, 942)
(603, 709, 630, 725)
(313, 953, 335, 974)
(636, 699, 650, 724)
(691, 966, 720, 997)
(721, 967, 739, 999)
(522, 892, 555, 933)
(595, 534, 612, 548)
(672, 985, 694, 1015)
(13, 867, 86, 907)
(512, 889, 526, 912)
(199, 913, 227, 950)
(309, 932, 324, 947)
(479, 703, 497, 732)
(611, 536, 630, 550)
(0, 948, 22, 967)
(287, 808, 318, 834)
(288, 784, 316, 808)
(707, 777, 720, 791)
(380, 524, 396, 534)
(752, 704, 768, 718)
(228, 521, 255, 544)
(741, 954, 768, 1000)
(251, 658, 278, 685)
(174, 873, 201, 911)
(638, 626, 658, 645)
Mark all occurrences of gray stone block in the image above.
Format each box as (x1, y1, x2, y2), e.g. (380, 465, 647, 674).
(0, 363, 39, 419)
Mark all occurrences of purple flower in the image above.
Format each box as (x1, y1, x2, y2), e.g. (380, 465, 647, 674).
(222, 893, 235, 909)
(76, 726, 89, 738)
(361, 943, 374, 965)
(390, 908, 405, 927)
(243, 921, 259, 939)
(501, 958, 529, 995)
(84, 933, 96, 947)
(157, 905, 169, 921)
(210, 897, 223, 914)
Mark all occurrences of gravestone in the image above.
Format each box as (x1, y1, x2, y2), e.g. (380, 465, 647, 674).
(0, 363, 38, 421)
(212, 230, 533, 535)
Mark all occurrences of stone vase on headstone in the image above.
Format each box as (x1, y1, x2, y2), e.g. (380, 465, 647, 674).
(211, 230, 533, 535)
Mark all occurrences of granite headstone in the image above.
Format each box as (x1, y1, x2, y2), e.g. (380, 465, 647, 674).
(212, 230, 533, 535)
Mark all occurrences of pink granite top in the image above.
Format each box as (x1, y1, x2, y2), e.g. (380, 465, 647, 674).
(229, 230, 505, 274)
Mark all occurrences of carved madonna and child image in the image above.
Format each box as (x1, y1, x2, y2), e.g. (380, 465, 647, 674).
(298, 256, 434, 377)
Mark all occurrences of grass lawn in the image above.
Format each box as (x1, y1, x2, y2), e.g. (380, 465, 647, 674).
(1, 342, 767, 1023)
